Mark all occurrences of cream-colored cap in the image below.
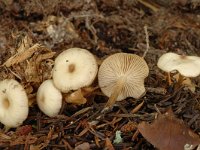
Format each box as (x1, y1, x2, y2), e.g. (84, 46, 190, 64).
(53, 48, 98, 93)
(0, 79, 29, 128)
(37, 80, 62, 117)
(98, 53, 149, 101)
(157, 52, 200, 77)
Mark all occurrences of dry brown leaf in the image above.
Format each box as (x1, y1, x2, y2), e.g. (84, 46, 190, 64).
(173, 74, 196, 93)
(138, 109, 200, 150)
(74, 142, 90, 150)
(65, 89, 87, 105)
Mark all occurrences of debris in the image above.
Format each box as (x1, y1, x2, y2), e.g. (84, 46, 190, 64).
(113, 130, 123, 144)
(138, 109, 200, 150)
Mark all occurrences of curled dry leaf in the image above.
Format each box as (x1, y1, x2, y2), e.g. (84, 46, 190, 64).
(65, 87, 97, 105)
(173, 74, 196, 93)
(65, 89, 87, 105)
(138, 109, 200, 150)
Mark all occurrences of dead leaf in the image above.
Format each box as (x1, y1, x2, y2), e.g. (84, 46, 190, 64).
(173, 74, 196, 93)
(65, 89, 87, 105)
(74, 142, 90, 150)
(138, 109, 200, 150)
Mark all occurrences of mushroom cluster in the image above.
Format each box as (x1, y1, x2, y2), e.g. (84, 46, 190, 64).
(3, 46, 200, 131)
(36, 47, 98, 116)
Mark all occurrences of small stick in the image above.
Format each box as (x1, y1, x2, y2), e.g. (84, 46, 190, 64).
(142, 25, 149, 58)
(167, 72, 172, 85)
(146, 87, 167, 95)
(138, 0, 159, 12)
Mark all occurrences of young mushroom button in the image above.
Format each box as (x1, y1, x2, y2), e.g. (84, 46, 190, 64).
(52, 48, 98, 93)
(0, 79, 29, 130)
(37, 80, 62, 117)
(98, 53, 149, 108)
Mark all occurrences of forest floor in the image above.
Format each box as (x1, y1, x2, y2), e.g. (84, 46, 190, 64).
(0, 0, 200, 149)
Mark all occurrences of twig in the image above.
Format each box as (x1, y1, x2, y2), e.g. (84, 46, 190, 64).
(142, 25, 149, 58)
(138, 0, 159, 12)
(146, 87, 167, 95)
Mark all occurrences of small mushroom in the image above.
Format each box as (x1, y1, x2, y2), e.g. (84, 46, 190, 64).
(37, 80, 62, 117)
(0, 79, 29, 130)
(52, 48, 98, 93)
(98, 53, 149, 108)
(157, 52, 200, 87)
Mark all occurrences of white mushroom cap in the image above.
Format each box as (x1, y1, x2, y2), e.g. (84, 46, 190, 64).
(157, 52, 200, 77)
(37, 80, 62, 117)
(0, 79, 29, 128)
(52, 48, 98, 93)
(98, 53, 149, 101)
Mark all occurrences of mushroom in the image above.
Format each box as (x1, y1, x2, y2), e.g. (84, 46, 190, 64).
(157, 52, 200, 88)
(52, 48, 98, 93)
(98, 53, 149, 108)
(0, 79, 29, 130)
(37, 80, 62, 117)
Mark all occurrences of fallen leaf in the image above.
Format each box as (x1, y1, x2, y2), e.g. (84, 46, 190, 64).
(65, 89, 87, 105)
(74, 142, 90, 150)
(173, 74, 196, 93)
(138, 109, 200, 150)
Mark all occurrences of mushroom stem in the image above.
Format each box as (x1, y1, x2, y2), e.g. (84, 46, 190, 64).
(105, 77, 125, 109)
(167, 72, 172, 85)
(175, 73, 185, 89)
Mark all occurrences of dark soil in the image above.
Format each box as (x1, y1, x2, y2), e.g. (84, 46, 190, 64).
(0, 0, 200, 149)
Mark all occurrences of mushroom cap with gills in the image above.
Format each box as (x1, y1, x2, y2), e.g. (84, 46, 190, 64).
(98, 53, 149, 101)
